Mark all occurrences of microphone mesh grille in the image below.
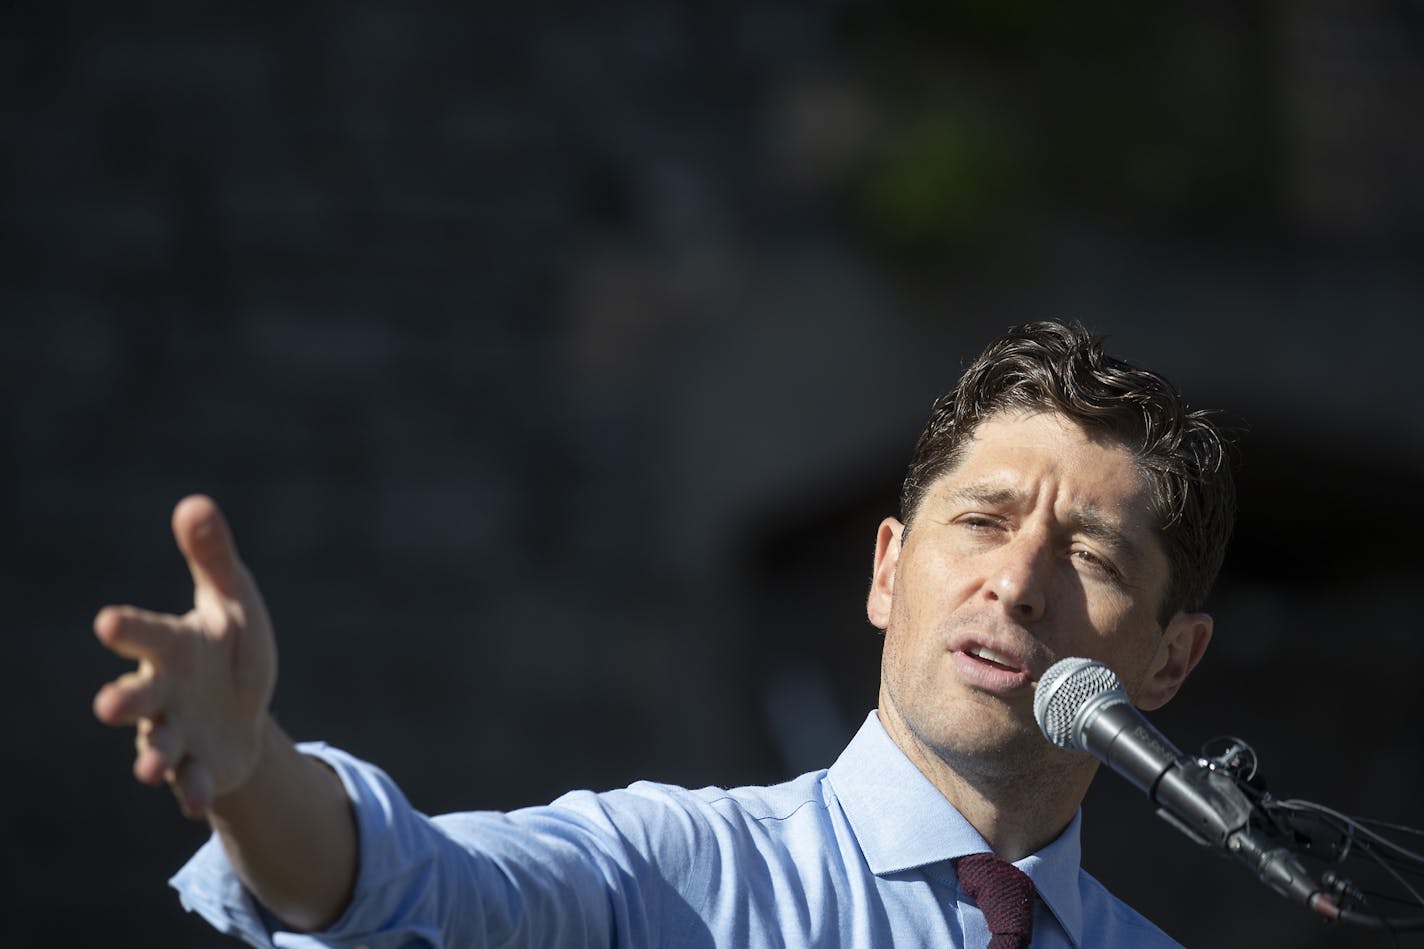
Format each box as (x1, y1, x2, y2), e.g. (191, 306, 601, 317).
(1034, 658, 1124, 750)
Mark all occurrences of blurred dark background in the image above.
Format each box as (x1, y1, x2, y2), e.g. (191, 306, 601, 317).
(6, 2, 1424, 946)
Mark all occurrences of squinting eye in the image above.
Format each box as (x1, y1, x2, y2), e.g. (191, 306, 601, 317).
(1071, 548, 1118, 577)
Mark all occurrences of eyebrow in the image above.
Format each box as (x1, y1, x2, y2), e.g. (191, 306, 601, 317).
(943, 484, 1020, 509)
(942, 482, 1146, 561)
(1071, 506, 1143, 561)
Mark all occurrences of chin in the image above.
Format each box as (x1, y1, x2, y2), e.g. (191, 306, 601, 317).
(912, 705, 1040, 762)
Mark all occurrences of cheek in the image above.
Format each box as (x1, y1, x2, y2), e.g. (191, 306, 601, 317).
(901, 545, 979, 607)
(1085, 603, 1162, 670)
(882, 587, 937, 667)
(1068, 591, 1155, 654)
(886, 571, 948, 644)
(1079, 580, 1146, 627)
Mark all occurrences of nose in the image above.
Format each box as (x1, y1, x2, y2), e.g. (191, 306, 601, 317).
(985, 531, 1050, 622)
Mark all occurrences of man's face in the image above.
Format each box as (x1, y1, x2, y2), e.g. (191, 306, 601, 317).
(868, 410, 1211, 778)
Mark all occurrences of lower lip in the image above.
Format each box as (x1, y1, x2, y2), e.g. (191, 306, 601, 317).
(952, 650, 1032, 693)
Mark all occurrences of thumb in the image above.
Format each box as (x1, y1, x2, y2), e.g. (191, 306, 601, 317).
(172, 494, 245, 599)
(172, 755, 216, 820)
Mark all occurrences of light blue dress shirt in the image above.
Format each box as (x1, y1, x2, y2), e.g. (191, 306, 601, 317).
(171, 712, 1181, 947)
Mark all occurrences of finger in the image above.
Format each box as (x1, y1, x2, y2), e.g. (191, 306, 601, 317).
(93, 605, 188, 661)
(171, 494, 245, 600)
(172, 756, 215, 820)
(133, 718, 182, 786)
(93, 664, 167, 726)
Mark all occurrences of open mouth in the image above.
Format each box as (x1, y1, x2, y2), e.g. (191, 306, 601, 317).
(966, 645, 1021, 673)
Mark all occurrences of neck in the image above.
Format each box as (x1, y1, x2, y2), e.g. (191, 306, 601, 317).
(876, 701, 1097, 862)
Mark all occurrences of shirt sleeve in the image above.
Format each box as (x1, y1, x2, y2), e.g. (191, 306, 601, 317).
(168, 743, 657, 948)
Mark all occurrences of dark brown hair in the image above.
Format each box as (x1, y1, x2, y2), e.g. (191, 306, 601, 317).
(900, 321, 1236, 621)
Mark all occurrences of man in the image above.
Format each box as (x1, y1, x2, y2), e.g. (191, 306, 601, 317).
(94, 321, 1232, 947)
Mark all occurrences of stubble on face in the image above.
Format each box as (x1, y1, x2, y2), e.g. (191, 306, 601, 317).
(878, 573, 1088, 794)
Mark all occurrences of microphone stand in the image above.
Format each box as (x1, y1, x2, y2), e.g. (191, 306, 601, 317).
(1168, 736, 1424, 933)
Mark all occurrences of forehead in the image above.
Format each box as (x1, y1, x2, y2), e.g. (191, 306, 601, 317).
(933, 410, 1158, 528)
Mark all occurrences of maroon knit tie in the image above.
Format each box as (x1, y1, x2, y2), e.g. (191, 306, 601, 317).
(955, 853, 1036, 948)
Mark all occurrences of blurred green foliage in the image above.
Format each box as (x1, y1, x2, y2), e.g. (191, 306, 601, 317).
(857, 104, 1023, 249)
(843, 1, 1278, 254)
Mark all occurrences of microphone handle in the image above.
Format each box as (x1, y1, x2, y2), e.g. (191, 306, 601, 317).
(1078, 699, 1184, 795)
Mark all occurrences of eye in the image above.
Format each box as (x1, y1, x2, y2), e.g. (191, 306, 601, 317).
(1070, 546, 1121, 580)
(957, 514, 1005, 531)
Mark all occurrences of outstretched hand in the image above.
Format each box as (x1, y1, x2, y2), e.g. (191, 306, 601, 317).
(93, 495, 277, 819)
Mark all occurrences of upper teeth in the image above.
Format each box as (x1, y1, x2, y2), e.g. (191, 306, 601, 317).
(969, 645, 1015, 666)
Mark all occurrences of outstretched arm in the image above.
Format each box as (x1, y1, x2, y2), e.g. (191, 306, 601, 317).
(93, 495, 356, 931)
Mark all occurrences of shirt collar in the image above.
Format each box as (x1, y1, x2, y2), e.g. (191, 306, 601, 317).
(826, 711, 1085, 947)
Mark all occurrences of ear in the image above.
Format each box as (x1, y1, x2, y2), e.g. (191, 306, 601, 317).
(866, 518, 904, 631)
(1135, 611, 1213, 711)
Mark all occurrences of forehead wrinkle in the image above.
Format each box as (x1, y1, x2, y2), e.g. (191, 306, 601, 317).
(940, 478, 1148, 559)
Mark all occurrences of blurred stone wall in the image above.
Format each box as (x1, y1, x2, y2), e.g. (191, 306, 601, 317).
(5, 3, 1422, 946)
